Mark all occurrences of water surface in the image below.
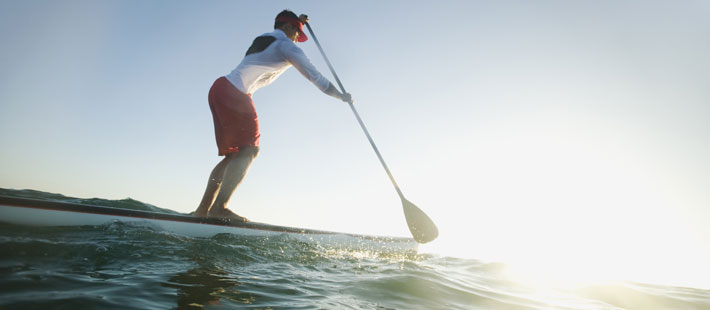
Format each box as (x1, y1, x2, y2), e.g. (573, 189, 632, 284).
(1, 189, 709, 309)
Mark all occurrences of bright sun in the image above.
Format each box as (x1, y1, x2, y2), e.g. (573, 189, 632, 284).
(417, 114, 709, 290)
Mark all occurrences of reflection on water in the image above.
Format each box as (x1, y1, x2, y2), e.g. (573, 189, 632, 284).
(164, 262, 255, 309)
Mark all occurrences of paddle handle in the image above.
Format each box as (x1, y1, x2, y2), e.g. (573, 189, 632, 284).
(304, 23, 405, 199)
(304, 23, 347, 98)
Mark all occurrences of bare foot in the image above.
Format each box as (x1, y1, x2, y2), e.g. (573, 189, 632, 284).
(193, 210, 208, 217)
(208, 208, 249, 222)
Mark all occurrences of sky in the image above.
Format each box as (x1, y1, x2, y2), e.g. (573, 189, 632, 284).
(1, 1, 709, 289)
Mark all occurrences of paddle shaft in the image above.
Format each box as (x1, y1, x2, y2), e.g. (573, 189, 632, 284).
(304, 23, 404, 199)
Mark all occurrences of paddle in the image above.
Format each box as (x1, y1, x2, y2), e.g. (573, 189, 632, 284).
(303, 21, 439, 244)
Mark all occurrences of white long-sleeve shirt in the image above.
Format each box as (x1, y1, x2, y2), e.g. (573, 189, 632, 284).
(225, 29, 330, 95)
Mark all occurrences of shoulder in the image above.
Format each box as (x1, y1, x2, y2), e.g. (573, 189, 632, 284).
(275, 38, 303, 57)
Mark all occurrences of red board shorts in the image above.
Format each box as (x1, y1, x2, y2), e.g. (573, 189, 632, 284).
(208, 77, 260, 156)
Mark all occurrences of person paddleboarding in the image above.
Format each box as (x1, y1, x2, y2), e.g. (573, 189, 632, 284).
(193, 10, 352, 221)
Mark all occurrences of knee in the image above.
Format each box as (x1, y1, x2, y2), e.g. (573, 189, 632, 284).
(242, 146, 260, 159)
(225, 147, 259, 159)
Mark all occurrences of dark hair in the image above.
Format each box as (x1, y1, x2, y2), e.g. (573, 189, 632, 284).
(274, 10, 298, 29)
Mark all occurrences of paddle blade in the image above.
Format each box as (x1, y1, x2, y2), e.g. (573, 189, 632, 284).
(402, 198, 439, 243)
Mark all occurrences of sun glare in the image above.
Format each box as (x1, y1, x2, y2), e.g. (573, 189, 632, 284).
(418, 114, 709, 290)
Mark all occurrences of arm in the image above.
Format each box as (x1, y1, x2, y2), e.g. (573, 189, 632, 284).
(281, 42, 352, 102)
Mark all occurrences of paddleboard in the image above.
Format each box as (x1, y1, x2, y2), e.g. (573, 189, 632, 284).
(0, 195, 418, 253)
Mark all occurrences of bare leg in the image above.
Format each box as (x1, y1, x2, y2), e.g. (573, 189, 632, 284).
(193, 156, 231, 217)
(207, 147, 259, 221)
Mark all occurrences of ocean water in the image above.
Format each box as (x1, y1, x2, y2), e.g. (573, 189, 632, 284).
(1, 190, 710, 310)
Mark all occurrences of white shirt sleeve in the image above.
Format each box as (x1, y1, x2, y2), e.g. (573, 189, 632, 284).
(279, 41, 331, 92)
